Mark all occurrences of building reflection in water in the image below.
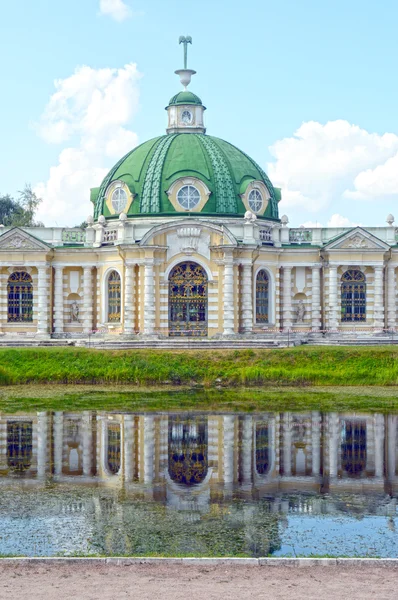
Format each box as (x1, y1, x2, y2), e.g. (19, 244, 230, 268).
(0, 410, 397, 495)
(0, 410, 397, 557)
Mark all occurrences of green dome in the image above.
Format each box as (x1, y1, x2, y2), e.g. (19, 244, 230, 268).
(92, 134, 280, 220)
(168, 91, 203, 106)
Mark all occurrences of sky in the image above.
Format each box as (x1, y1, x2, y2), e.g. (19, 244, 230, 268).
(1, 0, 398, 227)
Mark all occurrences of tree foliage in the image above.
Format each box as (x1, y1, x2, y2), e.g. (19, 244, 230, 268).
(0, 184, 43, 227)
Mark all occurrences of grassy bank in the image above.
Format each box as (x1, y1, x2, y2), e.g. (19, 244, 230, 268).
(1, 384, 398, 413)
(0, 345, 397, 387)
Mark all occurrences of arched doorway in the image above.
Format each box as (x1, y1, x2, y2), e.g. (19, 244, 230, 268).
(169, 262, 208, 337)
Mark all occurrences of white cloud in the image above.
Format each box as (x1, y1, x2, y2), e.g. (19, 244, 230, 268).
(35, 63, 141, 226)
(99, 0, 132, 21)
(268, 120, 398, 214)
(326, 214, 361, 228)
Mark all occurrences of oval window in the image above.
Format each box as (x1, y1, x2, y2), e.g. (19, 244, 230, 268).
(177, 185, 201, 210)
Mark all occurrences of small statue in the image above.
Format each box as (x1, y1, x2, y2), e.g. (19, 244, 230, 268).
(296, 300, 306, 323)
(244, 210, 257, 223)
(71, 300, 80, 323)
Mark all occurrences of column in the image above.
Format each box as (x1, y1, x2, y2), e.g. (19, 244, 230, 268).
(53, 266, 64, 334)
(311, 411, 321, 476)
(282, 267, 292, 330)
(83, 266, 93, 334)
(37, 411, 48, 479)
(387, 266, 396, 330)
(328, 265, 338, 331)
(241, 416, 253, 487)
(143, 260, 155, 335)
(0, 271, 8, 332)
(241, 263, 253, 333)
(328, 413, 339, 479)
(223, 415, 235, 485)
(374, 266, 385, 331)
(82, 411, 93, 477)
(124, 414, 134, 483)
(37, 265, 49, 336)
(143, 415, 155, 484)
(311, 266, 322, 331)
(223, 253, 235, 335)
(282, 412, 292, 476)
(374, 413, 385, 479)
(124, 263, 135, 335)
(0, 419, 7, 470)
(387, 415, 397, 481)
(53, 411, 63, 476)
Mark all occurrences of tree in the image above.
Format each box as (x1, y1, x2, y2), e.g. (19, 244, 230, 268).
(0, 184, 43, 227)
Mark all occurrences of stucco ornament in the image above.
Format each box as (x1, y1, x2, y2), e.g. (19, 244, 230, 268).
(0, 234, 42, 250)
(244, 210, 257, 223)
(177, 226, 202, 254)
(70, 301, 80, 323)
(296, 300, 306, 323)
(341, 234, 378, 249)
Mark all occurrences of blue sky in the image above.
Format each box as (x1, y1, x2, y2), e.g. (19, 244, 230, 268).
(1, 0, 398, 226)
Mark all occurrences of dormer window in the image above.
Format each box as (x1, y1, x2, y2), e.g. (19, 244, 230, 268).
(111, 188, 128, 213)
(248, 189, 263, 213)
(177, 185, 201, 210)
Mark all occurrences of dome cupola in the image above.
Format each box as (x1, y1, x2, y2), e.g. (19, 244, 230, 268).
(166, 36, 206, 134)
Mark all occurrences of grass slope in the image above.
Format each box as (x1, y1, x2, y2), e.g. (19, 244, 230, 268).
(0, 345, 397, 387)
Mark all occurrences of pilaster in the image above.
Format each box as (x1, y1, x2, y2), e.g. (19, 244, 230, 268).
(387, 266, 396, 329)
(83, 266, 93, 334)
(124, 263, 135, 334)
(374, 266, 385, 331)
(143, 260, 155, 335)
(328, 266, 338, 331)
(37, 265, 50, 336)
(241, 262, 253, 333)
(53, 265, 64, 334)
(282, 267, 292, 330)
(311, 266, 322, 331)
(223, 252, 235, 335)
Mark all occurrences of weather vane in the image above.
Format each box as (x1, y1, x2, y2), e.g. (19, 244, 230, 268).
(179, 36, 192, 69)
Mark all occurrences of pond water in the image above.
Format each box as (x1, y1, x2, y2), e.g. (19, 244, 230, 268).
(0, 409, 398, 557)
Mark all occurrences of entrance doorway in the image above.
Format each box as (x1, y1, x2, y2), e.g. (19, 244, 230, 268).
(168, 262, 208, 337)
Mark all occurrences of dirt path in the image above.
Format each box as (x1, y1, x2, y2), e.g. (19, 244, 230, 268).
(0, 563, 397, 600)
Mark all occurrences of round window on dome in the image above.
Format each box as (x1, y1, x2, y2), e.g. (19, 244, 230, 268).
(248, 189, 263, 213)
(111, 188, 128, 213)
(177, 185, 201, 210)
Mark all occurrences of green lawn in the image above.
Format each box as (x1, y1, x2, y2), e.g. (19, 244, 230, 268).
(0, 345, 396, 386)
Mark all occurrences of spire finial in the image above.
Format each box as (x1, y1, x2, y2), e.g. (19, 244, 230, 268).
(175, 36, 196, 90)
(179, 35, 192, 69)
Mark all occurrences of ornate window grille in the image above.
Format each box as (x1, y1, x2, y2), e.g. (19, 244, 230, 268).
(256, 270, 269, 323)
(103, 229, 118, 244)
(107, 270, 121, 322)
(341, 420, 367, 476)
(7, 272, 33, 322)
(169, 262, 208, 337)
(7, 421, 33, 472)
(259, 227, 272, 244)
(168, 416, 208, 485)
(341, 270, 366, 322)
(107, 423, 121, 474)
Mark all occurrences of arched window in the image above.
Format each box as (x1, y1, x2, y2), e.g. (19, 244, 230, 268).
(107, 270, 121, 322)
(7, 421, 33, 472)
(256, 270, 269, 324)
(168, 416, 208, 485)
(107, 423, 121, 475)
(248, 189, 263, 213)
(8, 272, 33, 322)
(341, 270, 366, 322)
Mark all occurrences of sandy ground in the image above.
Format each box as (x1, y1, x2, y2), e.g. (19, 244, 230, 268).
(0, 563, 397, 600)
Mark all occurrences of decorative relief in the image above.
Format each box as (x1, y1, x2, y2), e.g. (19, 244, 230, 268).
(339, 234, 378, 249)
(177, 227, 202, 254)
(0, 232, 47, 251)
